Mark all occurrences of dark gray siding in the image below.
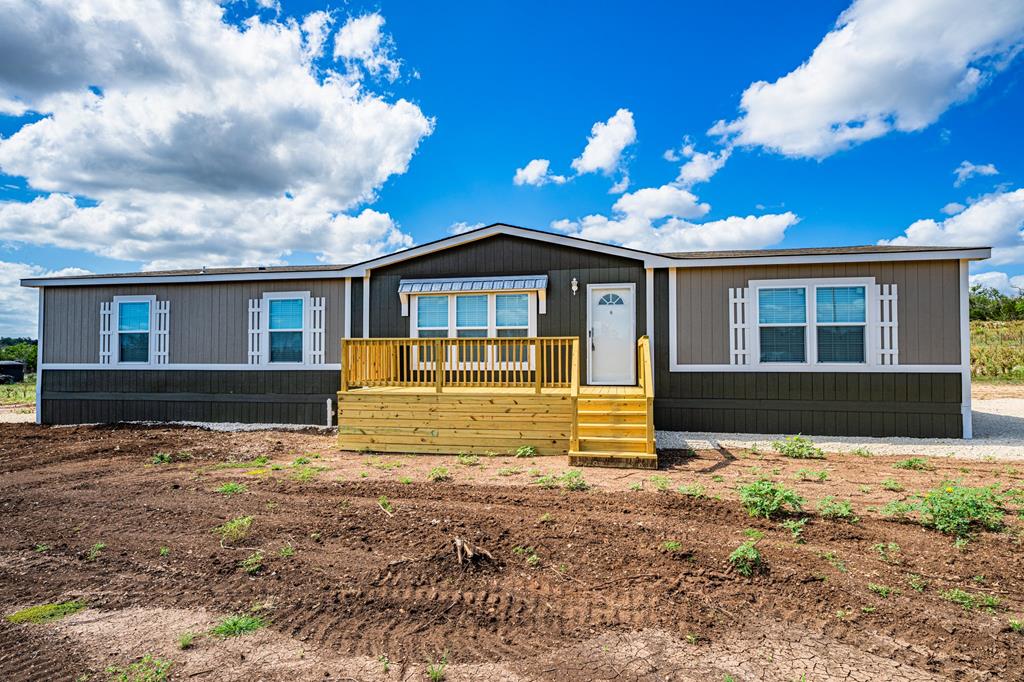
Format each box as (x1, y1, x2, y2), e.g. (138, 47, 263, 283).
(41, 370, 339, 425)
(369, 234, 647, 384)
(43, 279, 345, 364)
(653, 269, 963, 438)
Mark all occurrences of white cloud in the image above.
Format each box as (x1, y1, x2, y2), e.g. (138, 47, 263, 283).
(970, 270, 1024, 294)
(710, 0, 1024, 158)
(673, 141, 732, 188)
(570, 108, 636, 188)
(332, 12, 402, 83)
(0, 1, 433, 270)
(941, 201, 967, 215)
(512, 159, 566, 187)
(953, 160, 999, 187)
(0, 261, 91, 336)
(880, 188, 1024, 264)
(448, 221, 485, 235)
(553, 181, 797, 253)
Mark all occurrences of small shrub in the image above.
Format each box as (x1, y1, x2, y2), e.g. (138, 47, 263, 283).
(772, 435, 825, 460)
(216, 515, 253, 545)
(239, 550, 264, 575)
(87, 542, 106, 561)
(868, 583, 899, 599)
(105, 655, 172, 682)
(795, 468, 829, 482)
(559, 470, 590, 491)
(881, 478, 904, 492)
(6, 600, 86, 624)
(456, 453, 480, 467)
(151, 452, 173, 465)
(851, 447, 873, 457)
(817, 496, 859, 523)
(941, 588, 1001, 612)
(894, 457, 932, 471)
(210, 614, 265, 637)
(514, 445, 537, 458)
(883, 482, 1004, 539)
(728, 540, 762, 577)
(872, 542, 901, 564)
(649, 475, 671, 491)
(426, 653, 448, 681)
(677, 483, 706, 498)
(428, 466, 451, 482)
(738, 480, 804, 519)
(216, 482, 246, 496)
(780, 518, 807, 543)
(178, 631, 196, 650)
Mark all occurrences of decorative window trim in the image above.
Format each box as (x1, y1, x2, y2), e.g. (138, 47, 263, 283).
(248, 291, 326, 367)
(106, 295, 162, 367)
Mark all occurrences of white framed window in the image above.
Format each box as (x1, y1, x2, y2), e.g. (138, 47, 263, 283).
(264, 291, 310, 364)
(410, 292, 537, 366)
(750, 277, 875, 368)
(113, 295, 155, 364)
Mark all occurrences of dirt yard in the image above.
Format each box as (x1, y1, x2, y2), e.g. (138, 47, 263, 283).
(1, 423, 1022, 681)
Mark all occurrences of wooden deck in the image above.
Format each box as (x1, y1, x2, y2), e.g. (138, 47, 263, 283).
(337, 337, 657, 468)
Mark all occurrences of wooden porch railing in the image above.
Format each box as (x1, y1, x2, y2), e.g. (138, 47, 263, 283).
(637, 335, 656, 454)
(340, 337, 580, 394)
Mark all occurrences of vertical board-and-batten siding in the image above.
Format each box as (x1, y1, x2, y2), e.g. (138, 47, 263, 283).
(43, 279, 345, 365)
(367, 234, 647, 384)
(675, 260, 961, 366)
(653, 268, 963, 438)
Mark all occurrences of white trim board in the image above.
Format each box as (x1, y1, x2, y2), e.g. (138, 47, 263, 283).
(35, 288, 44, 424)
(959, 259, 973, 439)
(42, 363, 341, 371)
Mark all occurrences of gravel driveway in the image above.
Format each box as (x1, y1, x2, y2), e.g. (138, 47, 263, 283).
(659, 397, 1024, 460)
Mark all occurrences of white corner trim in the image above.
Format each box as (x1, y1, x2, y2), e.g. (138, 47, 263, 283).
(344, 277, 352, 338)
(960, 259, 973, 439)
(645, 268, 655, 389)
(668, 267, 678, 370)
(362, 271, 370, 338)
(35, 287, 44, 424)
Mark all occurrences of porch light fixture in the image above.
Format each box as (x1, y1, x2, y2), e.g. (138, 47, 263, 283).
(570, 277, 578, 295)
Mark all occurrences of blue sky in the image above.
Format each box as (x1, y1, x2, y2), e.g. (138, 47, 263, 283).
(1, 0, 1023, 335)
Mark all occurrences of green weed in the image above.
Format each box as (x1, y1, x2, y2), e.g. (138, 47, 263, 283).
(239, 550, 264, 575)
(178, 631, 196, 650)
(851, 447, 873, 457)
(105, 655, 172, 682)
(728, 540, 762, 577)
(872, 542, 901, 564)
(210, 614, 266, 637)
(649, 475, 671, 491)
(894, 457, 932, 471)
(378, 495, 395, 514)
(772, 434, 825, 459)
(151, 452, 173, 465)
(558, 470, 590, 491)
(456, 453, 480, 467)
(819, 551, 847, 573)
(428, 466, 451, 482)
(215, 515, 253, 545)
(159, 546, 170, 557)
(941, 588, 1001, 612)
(426, 653, 448, 681)
(780, 518, 807, 543)
(738, 480, 804, 519)
(278, 544, 295, 558)
(906, 574, 928, 592)
(87, 542, 106, 561)
(882, 478, 904, 492)
(817, 496, 859, 523)
(216, 482, 246, 496)
(677, 483, 706, 498)
(868, 583, 899, 598)
(514, 445, 538, 458)
(882, 482, 1004, 539)
(6, 600, 86, 624)
(795, 468, 829, 482)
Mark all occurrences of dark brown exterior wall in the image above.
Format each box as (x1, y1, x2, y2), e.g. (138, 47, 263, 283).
(368, 234, 647, 384)
(652, 269, 963, 438)
(41, 370, 339, 425)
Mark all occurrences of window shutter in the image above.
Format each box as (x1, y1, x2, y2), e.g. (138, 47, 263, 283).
(310, 296, 325, 364)
(248, 298, 263, 364)
(876, 284, 898, 365)
(153, 300, 170, 365)
(99, 301, 113, 364)
(728, 287, 750, 365)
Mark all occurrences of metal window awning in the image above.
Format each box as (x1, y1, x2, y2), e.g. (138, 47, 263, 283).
(398, 275, 548, 315)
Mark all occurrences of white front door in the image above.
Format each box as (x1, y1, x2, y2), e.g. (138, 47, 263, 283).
(588, 284, 636, 385)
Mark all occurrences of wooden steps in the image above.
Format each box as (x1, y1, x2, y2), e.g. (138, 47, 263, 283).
(568, 390, 657, 469)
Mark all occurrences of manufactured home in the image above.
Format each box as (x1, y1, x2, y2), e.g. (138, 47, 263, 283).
(23, 223, 989, 468)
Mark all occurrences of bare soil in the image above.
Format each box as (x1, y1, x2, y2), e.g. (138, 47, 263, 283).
(0, 423, 1022, 681)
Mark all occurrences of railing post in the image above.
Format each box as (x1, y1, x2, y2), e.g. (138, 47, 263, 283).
(570, 337, 580, 452)
(339, 338, 348, 393)
(534, 339, 542, 394)
(434, 338, 444, 393)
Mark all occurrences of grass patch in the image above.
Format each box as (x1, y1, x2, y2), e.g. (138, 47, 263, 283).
(278, 544, 295, 558)
(795, 468, 829, 482)
(676, 483, 705, 498)
(6, 599, 86, 624)
(216, 482, 246, 496)
(941, 588, 1001, 612)
(851, 447, 873, 457)
(894, 457, 932, 471)
(210, 614, 266, 637)
(772, 434, 825, 459)
(496, 467, 522, 477)
(239, 550, 264, 575)
(426, 653, 448, 681)
(868, 583, 899, 599)
(817, 496, 859, 523)
(365, 457, 403, 470)
(881, 478, 905, 492)
(456, 453, 480, 467)
(178, 631, 197, 649)
(738, 480, 804, 519)
(151, 452, 173, 465)
(0, 377, 35, 406)
(105, 655, 172, 682)
(215, 515, 253, 545)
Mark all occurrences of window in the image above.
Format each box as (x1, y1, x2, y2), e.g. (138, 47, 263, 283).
(268, 298, 304, 363)
(417, 296, 449, 338)
(758, 288, 806, 363)
(598, 293, 624, 306)
(117, 301, 151, 363)
(816, 286, 866, 363)
(752, 279, 872, 366)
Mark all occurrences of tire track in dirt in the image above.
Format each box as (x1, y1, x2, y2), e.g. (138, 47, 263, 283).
(0, 621, 93, 681)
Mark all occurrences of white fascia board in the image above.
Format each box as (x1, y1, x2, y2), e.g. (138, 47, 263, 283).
(670, 248, 991, 269)
(21, 269, 354, 288)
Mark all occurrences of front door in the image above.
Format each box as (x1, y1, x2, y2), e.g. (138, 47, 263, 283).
(588, 284, 636, 385)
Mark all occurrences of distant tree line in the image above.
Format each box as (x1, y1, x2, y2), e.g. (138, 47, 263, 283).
(0, 338, 37, 373)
